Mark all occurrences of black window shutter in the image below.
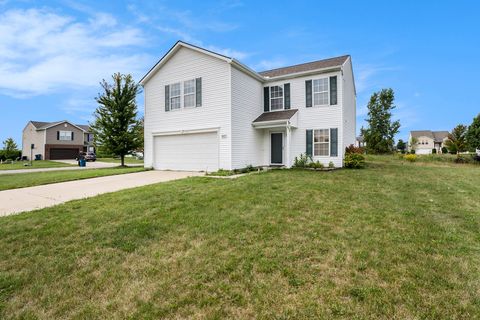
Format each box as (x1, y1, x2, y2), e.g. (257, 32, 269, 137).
(165, 85, 170, 111)
(284, 83, 290, 109)
(57, 131, 59, 140)
(330, 128, 338, 157)
(71, 132, 74, 141)
(330, 76, 337, 105)
(305, 80, 312, 107)
(195, 78, 202, 107)
(306, 129, 313, 156)
(264, 86, 270, 112)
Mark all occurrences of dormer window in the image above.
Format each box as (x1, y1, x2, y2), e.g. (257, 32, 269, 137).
(270, 85, 284, 111)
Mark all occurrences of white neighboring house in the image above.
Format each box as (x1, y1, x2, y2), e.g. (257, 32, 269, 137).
(141, 41, 356, 171)
(408, 130, 449, 154)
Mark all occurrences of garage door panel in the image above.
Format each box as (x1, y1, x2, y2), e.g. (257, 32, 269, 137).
(50, 148, 79, 160)
(154, 132, 219, 171)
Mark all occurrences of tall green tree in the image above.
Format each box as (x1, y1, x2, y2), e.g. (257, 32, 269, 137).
(91, 73, 142, 166)
(445, 124, 467, 154)
(466, 113, 480, 151)
(396, 139, 406, 152)
(361, 88, 401, 154)
(135, 116, 144, 153)
(2, 138, 18, 151)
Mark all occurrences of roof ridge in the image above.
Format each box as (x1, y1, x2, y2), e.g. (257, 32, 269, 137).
(259, 55, 350, 74)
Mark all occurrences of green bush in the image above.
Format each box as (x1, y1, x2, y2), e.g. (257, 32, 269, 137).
(308, 161, 324, 169)
(293, 153, 312, 168)
(441, 147, 448, 154)
(0, 150, 21, 161)
(344, 153, 365, 168)
(328, 161, 335, 169)
(432, 148, 437, 154)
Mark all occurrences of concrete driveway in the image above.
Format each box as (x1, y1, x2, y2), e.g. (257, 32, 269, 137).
(0, 170, 203, 217)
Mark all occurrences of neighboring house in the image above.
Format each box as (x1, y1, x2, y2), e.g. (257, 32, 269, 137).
(141, 41, 356, 171)
(22, 120, 94, 160)
(355, 135, 366, 148)
(408, 130, 449, 154)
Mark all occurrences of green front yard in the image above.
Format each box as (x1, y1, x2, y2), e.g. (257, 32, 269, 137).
(0, 160, 75, 170)
(97, 157, 144, 164)
(0, 157, 479, 318)
(0, 166, 146, 191)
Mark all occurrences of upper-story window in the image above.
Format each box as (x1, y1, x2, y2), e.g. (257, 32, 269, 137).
(270, 85, 284, 111)
(313, 78, 329, 106)
(87, 133, 94, 142)
(183, 79, 196, 108)
(170, 82, 181, 110)
(59, 131, 72, 141)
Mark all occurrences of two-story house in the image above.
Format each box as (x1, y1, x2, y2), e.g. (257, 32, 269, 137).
(22, 120, 94, 160)
(141, 41, 356, 171)
(408, 130, 449, 154)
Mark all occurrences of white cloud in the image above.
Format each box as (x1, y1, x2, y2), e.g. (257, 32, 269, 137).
(0, 8, 150, 97)
(205, 45, 250, 60)
(254, 58, 288, 71)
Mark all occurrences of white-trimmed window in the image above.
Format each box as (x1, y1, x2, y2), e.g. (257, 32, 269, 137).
(183, 79, 195, 108)
(314, 129, 329, 156)
(313, 78, 329, 106)
(59, 131, 72, 141)
(170, 82, 181, 110)
(270, 85, 284, 111)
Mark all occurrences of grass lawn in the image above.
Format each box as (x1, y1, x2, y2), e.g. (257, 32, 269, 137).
(0, 160, 75, 171)
(0, 157, 479, 318)
(0, 166, 146, 191)
(97, 157, 144, 164)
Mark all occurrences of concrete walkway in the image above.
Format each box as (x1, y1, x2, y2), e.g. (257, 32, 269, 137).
(0, 170, 203, 217)
(0, 161, 142, 175)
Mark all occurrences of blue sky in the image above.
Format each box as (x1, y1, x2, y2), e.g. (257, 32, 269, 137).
(1, 0, 479, 146)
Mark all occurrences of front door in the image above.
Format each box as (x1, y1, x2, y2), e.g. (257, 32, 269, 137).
(271, 133, 283, 164)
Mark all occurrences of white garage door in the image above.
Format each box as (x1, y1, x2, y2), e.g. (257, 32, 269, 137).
(416, 148, 431, 155)
(153, 132, 219, 171)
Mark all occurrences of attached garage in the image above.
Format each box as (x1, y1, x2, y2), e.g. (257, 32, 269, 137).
(49, 148, 79, 160)
(153, 131, 219, 171)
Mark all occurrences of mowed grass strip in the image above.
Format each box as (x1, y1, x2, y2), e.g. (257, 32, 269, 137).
(0, 157, 479, 319)
(0, 160, 75, 171)
(96, 157, 144, 164)
(0, 166, 146, 191)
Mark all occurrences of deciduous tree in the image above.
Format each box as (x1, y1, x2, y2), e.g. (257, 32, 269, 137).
(361, 88, 401, 154)
(91, 73, 142, 166)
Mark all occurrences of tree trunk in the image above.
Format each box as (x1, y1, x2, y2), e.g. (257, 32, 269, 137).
(121, 154, 125, 167)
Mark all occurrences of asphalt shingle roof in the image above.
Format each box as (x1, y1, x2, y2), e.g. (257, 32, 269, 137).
(253, 109, 298, 123)
(258, 55, 350, 78)
(30, 121, 90, 132)
(410, 130, 450, 142)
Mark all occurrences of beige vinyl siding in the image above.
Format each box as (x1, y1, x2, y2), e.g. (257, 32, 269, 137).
(45, 123, 84, 145)
(230, 66, 264, 169)
(143, 46, 232, 170)
(22, 122, 45, 160)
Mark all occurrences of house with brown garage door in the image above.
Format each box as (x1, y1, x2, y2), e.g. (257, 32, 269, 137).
(22, 120, 95, 160)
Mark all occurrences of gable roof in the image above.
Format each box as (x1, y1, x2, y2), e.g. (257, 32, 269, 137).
(253, 109, 298, 123)
(139, 41, 264, 85)
(259, 55, 350, 78)
(30, 120, 90, 132)
(139, 41, 351, 85)
(432, 131, 449, 142)
(410, 130, 450, 142)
